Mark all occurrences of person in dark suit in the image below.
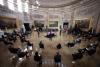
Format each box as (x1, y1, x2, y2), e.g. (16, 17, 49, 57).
(34, 52, 42, 65)
(56, 43, 62, 49)
(39, 41, 44, 49)
(54, 52, 61, 64)
(27, 41, 33, 51)
(75, 37, 81, 44)
(8, 46, 21, 54)
(72, 52, 83, 60)
(67, 42, 75, 47)
(86, 43, 98, 56)
(20, 34, 27, 43)
(17, 51, 28, 58)
(3, 39, 13, 45)
(59, 30, 62, 36)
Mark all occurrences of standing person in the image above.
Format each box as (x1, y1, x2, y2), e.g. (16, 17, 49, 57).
(46, 25, 48, 32)
(37, 31, 40, 37)
(34, 52, 42, 65)
(49, 31, 52, 41)
(59, 30, 62, 36)
(54, 52, 61, 65)
(37, 28, 40, 37)
(56, 43, 62, 49)
(59, 25, 62, 36)
(31, 25, 34, 30)
(39, 41, 44, 49)
(88, 27, 93, 35)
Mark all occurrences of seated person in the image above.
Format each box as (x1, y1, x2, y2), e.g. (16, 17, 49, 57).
(39, 41, 44, 49)
(2, 35, 5, 39)
(39, 27, 43, 32)
(86, 47, 96, 56)
(72, 52, 83, 60)
(3, 39, 13, 45)
(20, 36, 27, 42)
(87, 43, 98, 49)
(27, 41, 33, 50)
(67, 42, 75, 47)
(75, 37, 81, 43)
(0, 35, 5, 41)
(56, 43, 62, 49)
(7, 35, 14, 41)
(27, 41, 32, 46)
(8, 46, 21, 54)
(0, 29, 4, 39)
(45, 31, 56, 38)
(88, 27, 93, 35)
(78, 48, 86, 54)
(17, 51, 28, 58)
(54, 52, 61, 64)
(34, 52, 42, 65)
(11, 35, 17, 42)
(78, 43, 98, 56)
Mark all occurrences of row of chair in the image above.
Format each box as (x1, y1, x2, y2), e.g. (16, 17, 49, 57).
(67, 37, 81, 47)
(72, 43, 98, 61)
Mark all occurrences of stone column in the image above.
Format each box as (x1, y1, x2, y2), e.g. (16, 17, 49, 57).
(96, 12, 100, 33)
(4, 0, 8, 7)
(70, 7, 75, 28)
(13, 0, 18, 12)
(46, 8, 49, 27)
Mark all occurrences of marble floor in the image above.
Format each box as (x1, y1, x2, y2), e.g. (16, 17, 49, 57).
(0, 31, 100, 67)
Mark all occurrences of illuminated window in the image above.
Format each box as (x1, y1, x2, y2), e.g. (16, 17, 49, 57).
(8, 0, 14, 11)
(24, 2, 28, 12)
(0, 0, 4, 5)
(17, 0, 23, 12)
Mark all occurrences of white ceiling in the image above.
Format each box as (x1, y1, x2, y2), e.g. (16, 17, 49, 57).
(28, 0, 83, 8)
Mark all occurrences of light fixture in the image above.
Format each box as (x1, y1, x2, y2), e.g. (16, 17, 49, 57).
(36, 0, 39, 5)
(34, 0, 40, 9)
(32, 5, 35, 9)
(25, 0, 28, 2)
(29, 0, 40, 10)
(26, 1, 29, 3)
(35, 0, 40, 7)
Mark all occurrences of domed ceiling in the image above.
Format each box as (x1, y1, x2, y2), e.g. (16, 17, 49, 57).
(28, 0, 83, 8)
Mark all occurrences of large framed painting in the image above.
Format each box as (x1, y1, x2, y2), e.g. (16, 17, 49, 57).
(75, 19, 90, 29)
(34, 20, 44, 27)
(49, 21, 58, 27)
(0, 16, 17, 30)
